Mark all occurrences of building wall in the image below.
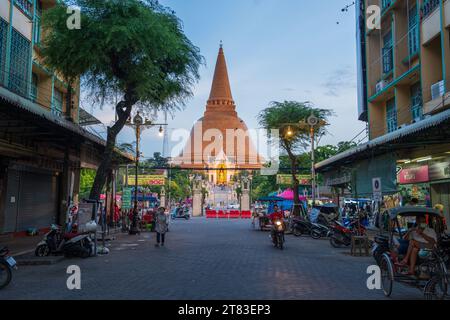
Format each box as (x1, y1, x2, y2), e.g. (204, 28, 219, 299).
(364, 0, 450, 140)
(0, 0, 80, 122)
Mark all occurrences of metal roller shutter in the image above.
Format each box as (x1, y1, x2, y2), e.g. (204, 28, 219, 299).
(16, 171, 58, 231)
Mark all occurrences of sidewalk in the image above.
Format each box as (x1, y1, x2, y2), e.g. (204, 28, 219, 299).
(1, 235, 42, 257)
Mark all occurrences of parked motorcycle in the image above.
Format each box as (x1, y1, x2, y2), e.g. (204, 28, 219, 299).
(0, 247, 17, 289)
(291, 217, 329, 239)
(171, 207, 190, 220)
(271, 219, 286, 250)
(35, 224, 94, 258)
(329, 219, 366, 248)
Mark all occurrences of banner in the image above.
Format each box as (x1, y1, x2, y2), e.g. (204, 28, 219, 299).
(397, 165, 429, 184)
(125, 175, 166, 186)
(122, 188, 133, 210)
(277, 174, 311, 185)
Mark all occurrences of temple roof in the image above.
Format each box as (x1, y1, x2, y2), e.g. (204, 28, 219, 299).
(207, 44, 234, 105)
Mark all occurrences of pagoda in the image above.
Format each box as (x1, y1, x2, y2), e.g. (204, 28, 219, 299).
(174, 44, 262, 185)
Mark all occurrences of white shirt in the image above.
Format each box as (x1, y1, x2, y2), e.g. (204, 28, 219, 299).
(411, 227, 437, 244)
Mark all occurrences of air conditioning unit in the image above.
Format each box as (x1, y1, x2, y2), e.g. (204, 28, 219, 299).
(376, 80, 388, 93)
(431, 80, 445, 100)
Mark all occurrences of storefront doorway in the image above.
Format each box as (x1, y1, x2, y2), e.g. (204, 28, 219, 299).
(431, 182, 450, 229)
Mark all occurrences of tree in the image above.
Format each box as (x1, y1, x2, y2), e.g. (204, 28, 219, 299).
(41, 0, 203, 201)
(258, 101, 332, 215)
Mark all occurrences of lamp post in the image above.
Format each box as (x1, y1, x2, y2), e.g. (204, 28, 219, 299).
(126, 111, 167, 235)
(298, 114, 328, 206)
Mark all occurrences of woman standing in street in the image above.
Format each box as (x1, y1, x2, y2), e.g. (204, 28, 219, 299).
(155, 207, 169, 247)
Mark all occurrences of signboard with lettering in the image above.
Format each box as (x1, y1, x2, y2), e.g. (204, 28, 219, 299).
(122, 187, 132, 210)
(277, 174, 311, 185)
(429, 160, 450, 181)
(125, 175, 166, 186)
(397, 165, 429, 184)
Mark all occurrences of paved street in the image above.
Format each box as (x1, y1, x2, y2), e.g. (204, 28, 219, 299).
(0, 218, 422, 300)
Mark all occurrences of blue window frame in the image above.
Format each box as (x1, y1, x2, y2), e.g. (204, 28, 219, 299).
(410, 82, 423, 122)
(408, 6, 419, 57)
(31, 73, 38, 102)
(386, 98, 397, 133)
(0, 18, 8, 86)
(15, 0, 33, 18)
(383, 31, 393, 74)
(9, 29, 31, 97)
(53, 88, 64, 116)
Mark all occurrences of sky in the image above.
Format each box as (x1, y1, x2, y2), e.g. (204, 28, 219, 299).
(87, 0, 367, 160)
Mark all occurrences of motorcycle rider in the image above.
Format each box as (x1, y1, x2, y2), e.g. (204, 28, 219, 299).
(269, 205, 284, 242)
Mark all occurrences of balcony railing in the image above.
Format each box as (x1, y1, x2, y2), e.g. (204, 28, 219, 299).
(15, 0, 33, 18)
(422, 0, 440, 20)
(408, 24, 419, 57)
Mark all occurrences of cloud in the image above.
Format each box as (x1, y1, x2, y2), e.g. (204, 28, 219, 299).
(323, 66, 356, 97)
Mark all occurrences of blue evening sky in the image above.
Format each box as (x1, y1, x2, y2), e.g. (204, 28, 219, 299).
(89, 0, 366, 160)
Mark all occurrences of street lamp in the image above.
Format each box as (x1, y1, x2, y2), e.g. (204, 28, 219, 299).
(298, 114, 328, 206)
(126, 111, 167, 235)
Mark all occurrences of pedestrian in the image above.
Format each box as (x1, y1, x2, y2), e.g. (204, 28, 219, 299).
(155, 207, 169, 247)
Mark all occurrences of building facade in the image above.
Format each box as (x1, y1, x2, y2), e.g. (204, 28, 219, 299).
(0, 0, 130, 236)
(317, 0, 450, 227)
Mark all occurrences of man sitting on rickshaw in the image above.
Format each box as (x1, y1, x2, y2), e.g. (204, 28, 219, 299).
(400, 216, 438, 275)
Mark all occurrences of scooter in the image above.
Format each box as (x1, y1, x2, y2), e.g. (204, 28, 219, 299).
(0, 247, 17, 289)
(171, 207, 190, 220)
(35, 224, 93, 258)
(329, 219, 366, 248)
(271, 219, 286, 250)
(291, 217, 326, 239)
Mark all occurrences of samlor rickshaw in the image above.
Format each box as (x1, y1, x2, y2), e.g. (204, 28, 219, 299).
(376, 207, 448, 300)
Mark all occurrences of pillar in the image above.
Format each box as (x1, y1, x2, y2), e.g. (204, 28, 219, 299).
(240, 177, 250, 211)
(192, 178, 203, 217)
(160, 187, 166, 208)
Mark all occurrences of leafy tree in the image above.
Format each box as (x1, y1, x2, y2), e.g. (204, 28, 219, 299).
(79, 169, 96, 199)
(41, 0, 203, 201)
(258, 101, 332, 214)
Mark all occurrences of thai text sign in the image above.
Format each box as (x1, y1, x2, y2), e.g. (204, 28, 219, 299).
(397, 166, 429, 184)
(277, 174, 311, 185)
(125, 175, 166, 186)
(122, 188, 132, 210)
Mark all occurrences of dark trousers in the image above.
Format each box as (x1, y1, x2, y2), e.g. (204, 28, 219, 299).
(157, 232, 165, 244)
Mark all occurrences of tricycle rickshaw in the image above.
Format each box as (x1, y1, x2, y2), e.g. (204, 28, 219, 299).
(375, 207, 448, 300)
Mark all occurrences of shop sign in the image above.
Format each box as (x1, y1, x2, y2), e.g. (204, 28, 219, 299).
(429, 160, 450, 181)
(125, 175, 166, 186)
(324, 173, 352, 187)
(397, 165, 429, 184)
(122, 187, 132, 210)
(277, 174, 311, 185)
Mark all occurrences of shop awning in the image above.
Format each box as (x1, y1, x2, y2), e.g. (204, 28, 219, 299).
(316, 108, 450, 172)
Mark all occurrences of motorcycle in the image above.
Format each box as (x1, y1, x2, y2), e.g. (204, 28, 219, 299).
(291, 217, 329, 239)
(271, 219, 286, 250)
(0, 247, 17, 289)
(329, 219, 366, 248)
(171, 207, 190, 220)
(35, 224, 94, 258)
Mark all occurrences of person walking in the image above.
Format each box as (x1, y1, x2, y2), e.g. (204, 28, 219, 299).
(155, 207, 169, 247)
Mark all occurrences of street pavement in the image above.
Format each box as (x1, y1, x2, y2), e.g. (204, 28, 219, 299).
(0, 218, 423, 300)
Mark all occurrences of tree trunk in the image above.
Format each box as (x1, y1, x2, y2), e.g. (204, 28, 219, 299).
(89, 97, 136, 201)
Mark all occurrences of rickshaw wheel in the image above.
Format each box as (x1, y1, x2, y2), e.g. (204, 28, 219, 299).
(424, 276, 447, 300)
(380, 254, 394, 297)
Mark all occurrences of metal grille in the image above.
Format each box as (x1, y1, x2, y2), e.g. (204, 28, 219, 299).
(408, 7, 419, 57)
(53, 88, 63, 116)
(0, 18, 8, 86)
(382, 32, 393, 75)
(9, 28, 31, 97)
(386, 98, 398, 133)
(410, 82, 423, 122)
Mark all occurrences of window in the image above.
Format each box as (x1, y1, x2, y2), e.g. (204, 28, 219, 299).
(53, 88, 64, 116)
(0, 18, 8, 86)
(15, 0, 33, 18)
(31, 73, 38, 102)
(386, 98, 397, 133)
(410, 82, 423, 122)
(9, 29, 31, 97)
(382, 31, 393, 74)
(34, 15, 41, 45)
(382, 0, 392, 11)
(408, 6, 419, 56)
